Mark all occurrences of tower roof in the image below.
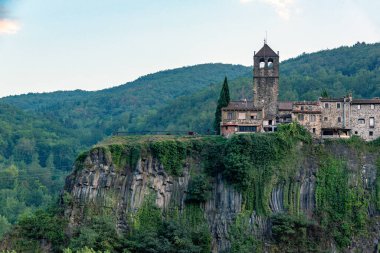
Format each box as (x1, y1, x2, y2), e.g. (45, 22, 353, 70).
(255, 43, 278, 57)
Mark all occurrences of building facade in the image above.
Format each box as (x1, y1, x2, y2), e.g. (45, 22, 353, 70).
(221, 42, 380, 141)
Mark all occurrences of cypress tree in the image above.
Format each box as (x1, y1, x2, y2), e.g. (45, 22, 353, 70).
(321, 89, 329, 98)
(213, 77, 230, 135)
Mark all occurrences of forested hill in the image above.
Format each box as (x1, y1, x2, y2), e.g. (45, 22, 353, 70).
(0, 42, 379, 238)
(280, 41, 380, 100)
(1, 42, 380, 139)
(138, 42, 380, 132)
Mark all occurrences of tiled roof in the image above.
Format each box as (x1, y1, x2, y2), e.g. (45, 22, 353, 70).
(255, 44, 278, 57)
(293, 101, 320, 105)
(278, 102, 293, 111)
(222, 101, 261, 111)
(319, 98, 345, 102)
(352, 99, 380, 104)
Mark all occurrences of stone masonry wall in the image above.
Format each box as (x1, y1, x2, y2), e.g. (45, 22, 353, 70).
(351, 103, 380, 141)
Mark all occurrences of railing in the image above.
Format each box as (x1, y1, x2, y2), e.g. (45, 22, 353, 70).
(113, 130, 216, 136)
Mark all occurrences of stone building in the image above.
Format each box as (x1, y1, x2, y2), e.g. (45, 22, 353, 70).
(292, 101, 322, 137)
(220, 42, 380, 141)
(350, 99, 380, 141)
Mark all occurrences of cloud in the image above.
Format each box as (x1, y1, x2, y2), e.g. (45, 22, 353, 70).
(0, 1, 20, 35)
(240, 0, 297, 20)
(0, 19, 20, 34)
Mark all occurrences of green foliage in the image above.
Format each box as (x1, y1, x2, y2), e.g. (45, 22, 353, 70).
(228, 212, 258, 253)
(221, 126, 307, 215)
(64, 247, 110, 253)
(271, 214, 324, 252)
(126, 197, 211, 253)
(10, 207, 67, 252)
(375, 157, 380, 211)
(186, 174, 212, 203)
(69, 215, 122, 252)
(320, 88, 329, 98)
(0, 215, 11, 239)
(315, 154, 369, 248)
(150, 140, 187, 176)
(213, 77, 231, 135)
(107, 145, 141, 171)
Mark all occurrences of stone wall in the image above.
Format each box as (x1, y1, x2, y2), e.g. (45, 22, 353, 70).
(351, 103, 380, 141)
(320, 100, 350, 130)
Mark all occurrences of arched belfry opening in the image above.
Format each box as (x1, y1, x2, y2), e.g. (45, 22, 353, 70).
(267, 58, 274, 68)
(259, 58, 265, 69)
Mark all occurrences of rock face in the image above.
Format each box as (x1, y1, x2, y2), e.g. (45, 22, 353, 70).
(64, 148, 191, 235)
(63, 142, 380, 253)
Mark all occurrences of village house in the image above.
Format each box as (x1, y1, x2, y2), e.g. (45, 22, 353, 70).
(221, 42, 380, 141)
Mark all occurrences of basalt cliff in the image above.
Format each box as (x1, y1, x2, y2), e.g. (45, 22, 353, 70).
(61, 127, 380, 253)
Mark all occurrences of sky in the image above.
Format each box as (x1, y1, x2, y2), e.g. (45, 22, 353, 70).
(0, 0, 379, 97)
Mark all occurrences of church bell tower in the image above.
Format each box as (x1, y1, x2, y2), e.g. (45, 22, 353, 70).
(253, 42, 279, 119)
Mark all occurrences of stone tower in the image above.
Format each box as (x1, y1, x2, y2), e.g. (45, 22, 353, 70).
(253, 42, 279, 120)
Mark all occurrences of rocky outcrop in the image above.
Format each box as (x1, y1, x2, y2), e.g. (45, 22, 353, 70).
(63, 141, 380, 253)
(64, 147, 191, 235)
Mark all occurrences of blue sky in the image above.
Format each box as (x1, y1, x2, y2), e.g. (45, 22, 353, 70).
(0, 0, 379, 97)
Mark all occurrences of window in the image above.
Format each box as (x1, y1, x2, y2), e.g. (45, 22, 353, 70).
(369, 131, 374, 136)
(250, 115, 257, 120)
(357, 104, 361, 109)
(358, 118, 365, 124)
(227, 112, 233, 120)
(337, 103, 341, 109)
(324, 117, 328, 121)
(238, 113, 246, 120)
(310, 115, 316, 122)
(298, 114, 304, 121)
(355, 131, 358, 135)
(324, 103, 329, 108)
(338, 117, 341, 123)
(371, 104, 375, 109)
(313, 128, 316, 134)
(267, 58, 274, 68)
(239, 126, 257, 132)
(370, 117, 375, 128)
(259, 58, 265, 69)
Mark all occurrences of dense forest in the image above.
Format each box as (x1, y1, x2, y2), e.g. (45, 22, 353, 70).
(0, 42, 379, 240)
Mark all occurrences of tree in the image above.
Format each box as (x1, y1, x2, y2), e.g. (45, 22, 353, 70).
(320, 88, 329, 98)
(213, 77, 230, 135)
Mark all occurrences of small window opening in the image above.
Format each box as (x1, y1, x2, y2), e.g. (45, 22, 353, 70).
(259, 58, 265, 69)
(310, 115, 316, 122)
(354, 131, 358, 135)
(298, 114, 304, 121)
(338, 117, 341, 123)
(371, 104, 375, 109)
(358, 104, 361, 109)
(300, 106, 304, 111)
(267, 58, 274, 68)
(313, 128, 316, 134)
(370, 117, 375, 128)
(324, 103, 329, 108)
(358, 118, 365, 124)
(324, 117, 328, 121)
(337, 103, 341, 109)
(369, 131, 374, 136)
